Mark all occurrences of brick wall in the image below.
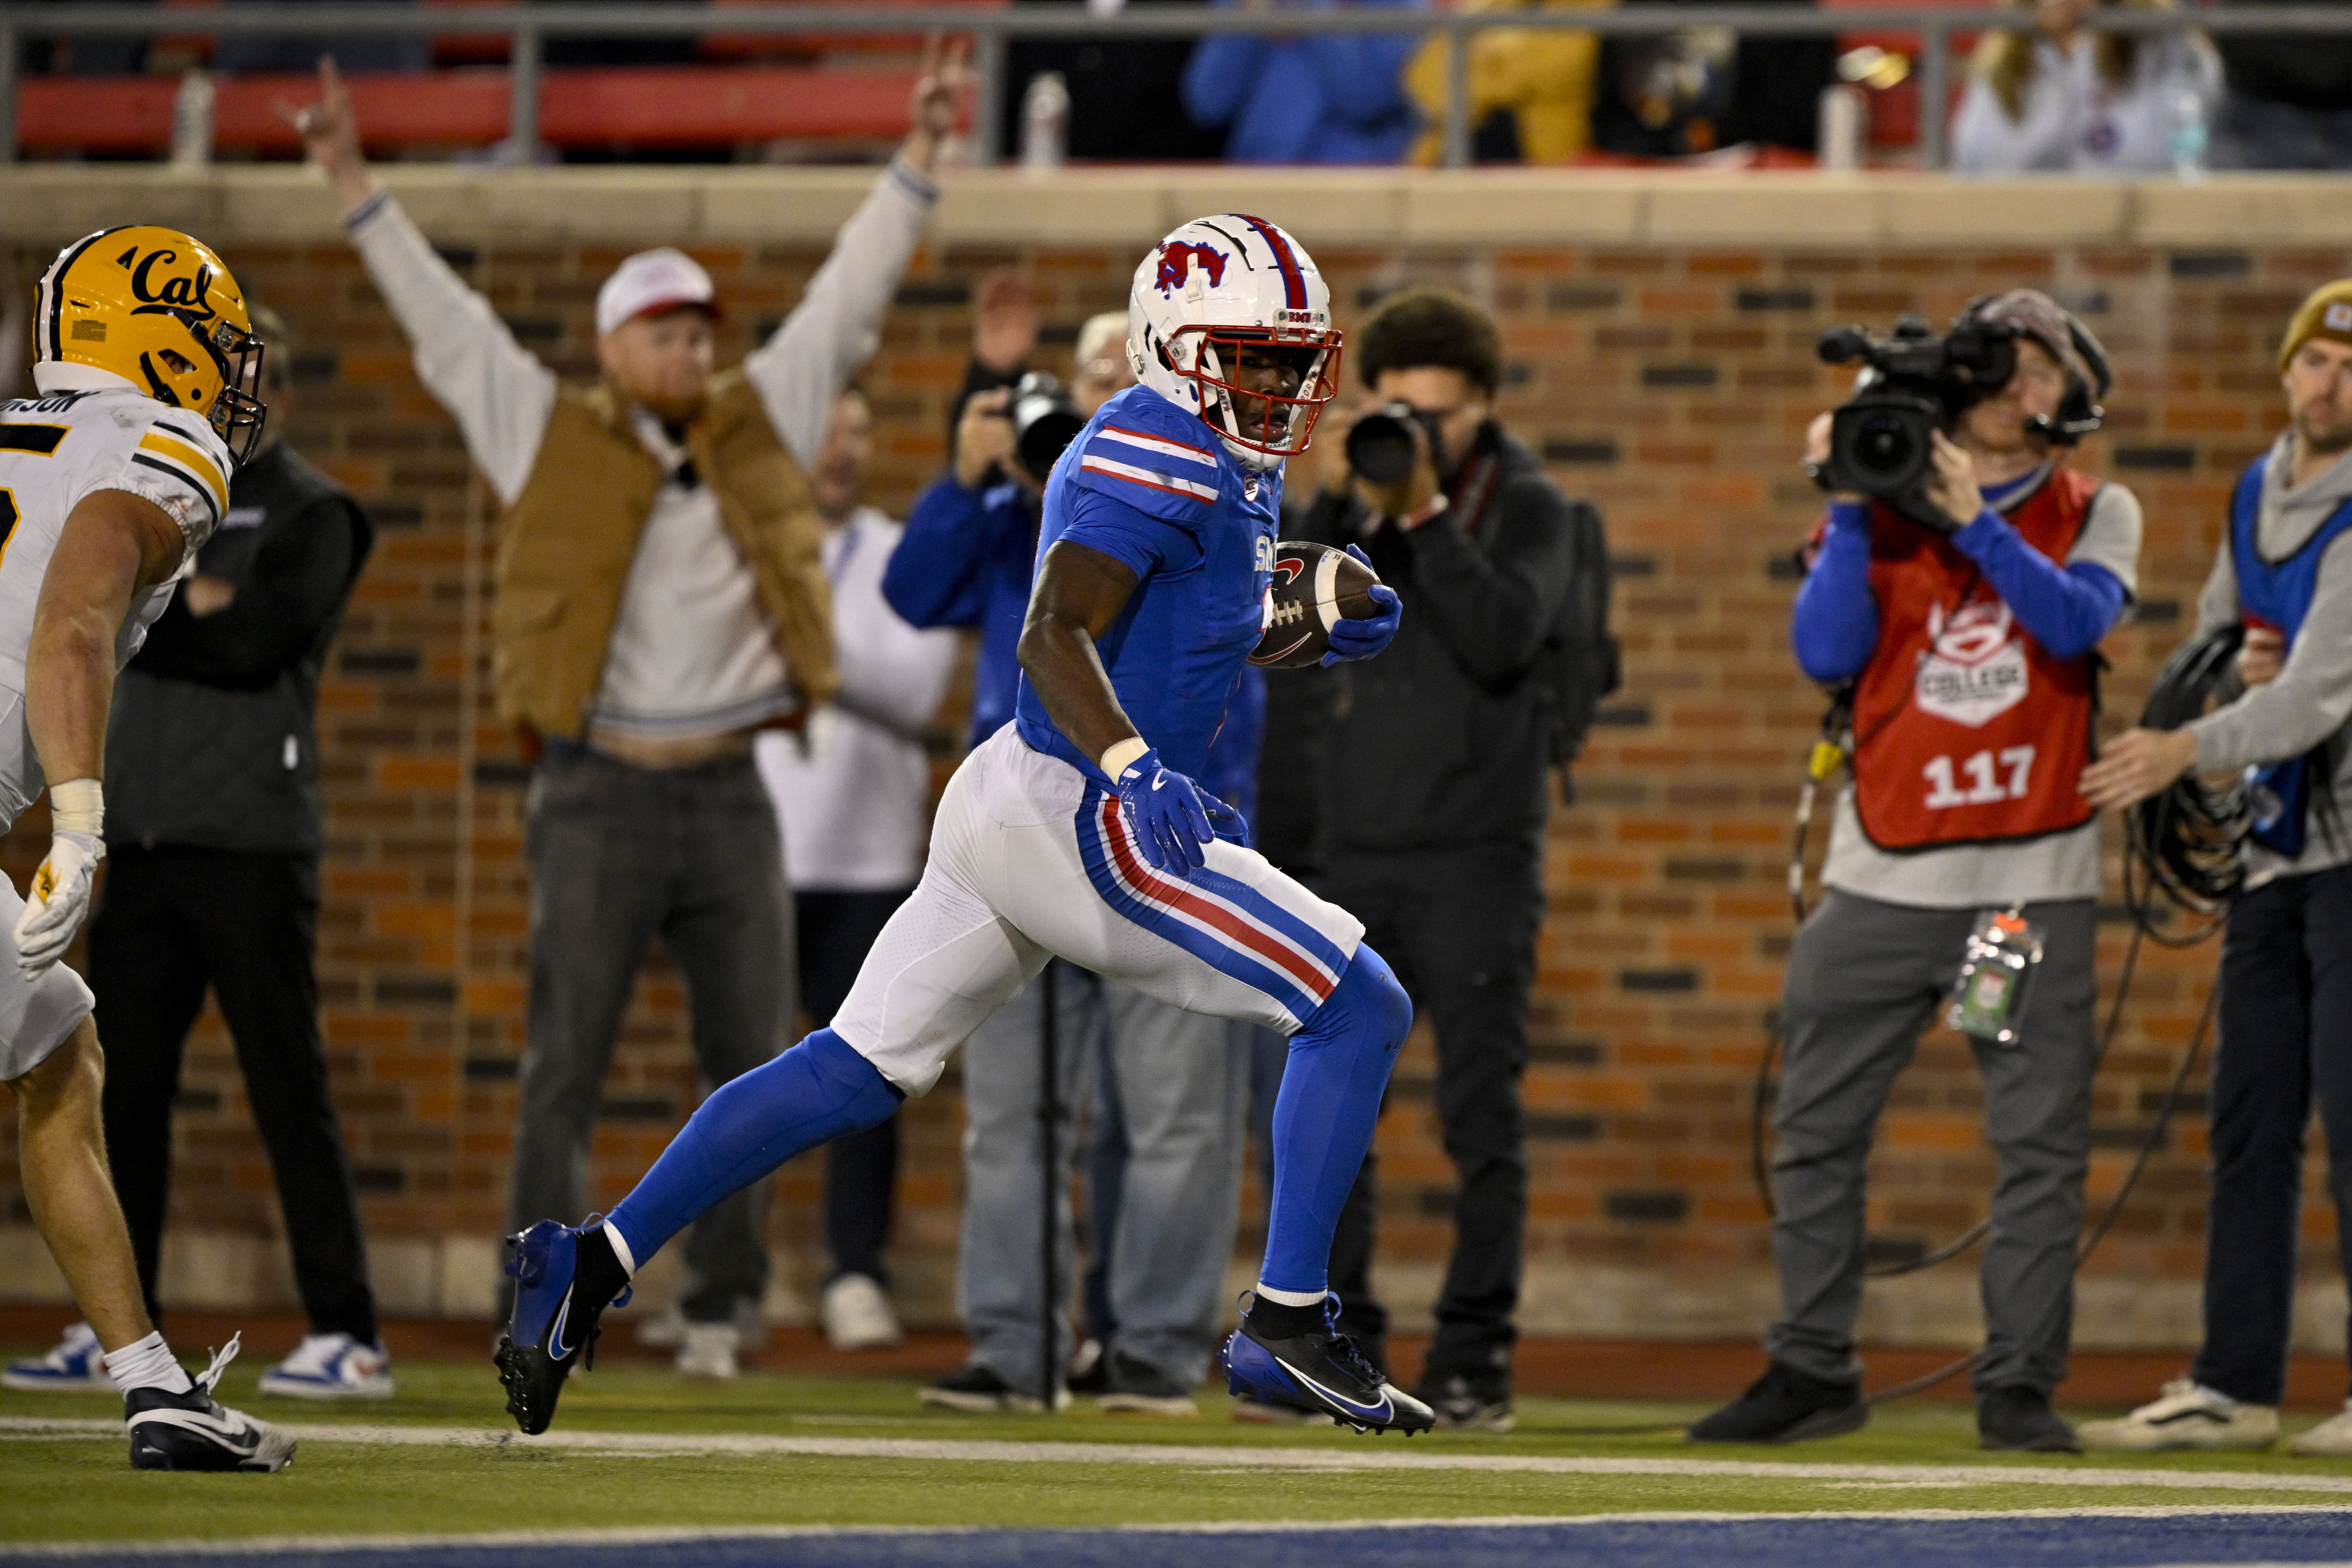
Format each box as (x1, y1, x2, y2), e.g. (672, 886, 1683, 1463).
(0, 221, 2336, 1348)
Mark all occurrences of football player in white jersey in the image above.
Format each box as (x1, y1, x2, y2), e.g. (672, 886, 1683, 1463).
(0, 226, 293, 1471)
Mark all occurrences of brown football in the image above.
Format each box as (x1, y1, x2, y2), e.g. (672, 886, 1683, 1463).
(1250, 541, 1384, 670)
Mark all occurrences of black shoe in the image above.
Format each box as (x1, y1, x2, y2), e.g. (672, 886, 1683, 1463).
(126, 1336, 296, 1473)
(1417, 1369, 1516, 1433)
(1097, 1352, 1199, 1417)
(918, 1363, 1068, 1414)
(1688, 1361, 1867, 1444)
(1978, 1385, 2079, 1452)
(1221, 1292, 1434, 1435)
(1065, 1338, 1110, 1396)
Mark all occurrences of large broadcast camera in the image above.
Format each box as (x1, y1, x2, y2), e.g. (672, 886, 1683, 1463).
(1812, 314, 2020, 526)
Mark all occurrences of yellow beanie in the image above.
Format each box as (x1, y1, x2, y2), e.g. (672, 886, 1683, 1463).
(2279, 278, 2352, 370)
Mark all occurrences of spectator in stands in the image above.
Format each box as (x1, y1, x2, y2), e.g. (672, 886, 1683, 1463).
(1005, 0, 1229, 160)
(885, 306, 1256, 1416)
(1590, 0, 1837, 157)
(214, 1, 429, 76)
(1278, 287, 1587, 1432)
(2078, 280, 2352, 1457)
(4, 307, 382, 1401)
(753, 388, 959, 1352)
(1951, 0, 2218, 174)
(1182, 0, 1424, 163)
(1402, 0, 1609, 164)
(1691, 291, 2139, 1454)
(2206, 0, 2352, 168)
(291, 45, 965, 1380)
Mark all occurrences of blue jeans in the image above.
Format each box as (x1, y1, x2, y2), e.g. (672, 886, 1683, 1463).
(958, 962, 1250, 1393)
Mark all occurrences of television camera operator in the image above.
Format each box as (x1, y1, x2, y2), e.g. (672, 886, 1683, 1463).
(1691, 291, 2141, 1453)
(1283, 286, 1608, 1432)
(2078, 279, 2352, 1456)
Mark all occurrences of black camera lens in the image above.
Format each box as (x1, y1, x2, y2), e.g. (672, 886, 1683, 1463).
(1847, 409, 1919, 482)
(1345, 407, 1420, 485)
(1010, 372, 1085, 480)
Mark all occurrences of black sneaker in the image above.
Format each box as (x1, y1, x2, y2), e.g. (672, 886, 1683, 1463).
(1065, 1338, 1110, 1396)
(126, 1335, 296, 1473)
(918, 1363, 1068, 1414)
(1687, 1361, 1867, 1444)
(1417, 1369, 1516, 1433)
(1097, 1352, 1199, 1417)
(1221, 1292, 1434, 1435)
(1978, 1385, 2080, 1452)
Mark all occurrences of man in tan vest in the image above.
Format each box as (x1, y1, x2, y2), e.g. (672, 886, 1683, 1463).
(294, 48, 966, 1378)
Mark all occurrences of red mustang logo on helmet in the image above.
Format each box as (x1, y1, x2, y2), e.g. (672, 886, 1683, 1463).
(1154, 241, 1228, 297)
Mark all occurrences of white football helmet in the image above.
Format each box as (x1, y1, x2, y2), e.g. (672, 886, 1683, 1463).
(1127, 214, 1343, 471)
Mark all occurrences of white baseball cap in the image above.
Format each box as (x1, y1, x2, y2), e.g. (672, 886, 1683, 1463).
(595, 248, 720, 337)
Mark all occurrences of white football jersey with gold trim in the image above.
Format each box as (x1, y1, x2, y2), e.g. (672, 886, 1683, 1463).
(0, 384, 224, 690)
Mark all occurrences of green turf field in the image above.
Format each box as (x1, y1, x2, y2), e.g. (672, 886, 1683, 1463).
(9, 1354, 2352, 1549)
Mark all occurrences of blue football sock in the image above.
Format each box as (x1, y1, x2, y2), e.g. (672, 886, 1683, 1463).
(1259, 944, 1412, 1299)
(606, 1028, 903, 1267)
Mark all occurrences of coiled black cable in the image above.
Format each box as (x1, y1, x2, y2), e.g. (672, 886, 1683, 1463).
(2123, 625, 2249, 945)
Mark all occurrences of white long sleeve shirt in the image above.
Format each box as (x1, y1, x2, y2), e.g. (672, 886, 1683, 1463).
(1951, 32, 2218, 175)
(756, 509, 961, 891)
(342, 161, 938, 741)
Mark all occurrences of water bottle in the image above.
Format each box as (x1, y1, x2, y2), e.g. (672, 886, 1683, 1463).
(1816, 84, 1865, 172)
(170, 69, 215, 169)
(1021, 71, 1069, 175)
(2167, 85, 2208, 181)
(1946, 909, 2045, 1047)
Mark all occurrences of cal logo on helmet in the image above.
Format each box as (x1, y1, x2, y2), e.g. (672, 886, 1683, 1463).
(33, 225, 270, 463)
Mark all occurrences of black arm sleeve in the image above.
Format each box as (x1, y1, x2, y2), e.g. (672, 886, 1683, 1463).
(1401, 475, 1577, 689)
(131, 498, 362, 691)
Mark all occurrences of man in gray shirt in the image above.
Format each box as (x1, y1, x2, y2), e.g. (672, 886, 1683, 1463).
(2081, 278, 2352, 1456)
(1691, 292, 2141, 1454)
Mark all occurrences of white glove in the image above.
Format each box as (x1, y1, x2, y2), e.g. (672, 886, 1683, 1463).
(16, 829, 102, 976)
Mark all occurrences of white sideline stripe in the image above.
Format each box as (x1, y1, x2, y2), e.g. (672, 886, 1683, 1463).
(10, 1415, 2352, 1495)
(9, 1506, 2352, 1560)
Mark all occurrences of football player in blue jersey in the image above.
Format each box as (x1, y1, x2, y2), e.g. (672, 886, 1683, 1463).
(494, 215, 1417, 1436)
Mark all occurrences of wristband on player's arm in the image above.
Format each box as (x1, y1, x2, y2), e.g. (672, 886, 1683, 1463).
(1100, 736, 1149, 779)
(50, 779, 102, 836)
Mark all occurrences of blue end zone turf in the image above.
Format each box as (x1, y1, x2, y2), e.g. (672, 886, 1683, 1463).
(21, 1511, 2352, 1568)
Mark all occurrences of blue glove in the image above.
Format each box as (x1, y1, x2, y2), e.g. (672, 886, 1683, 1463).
(1321, 544, 1401, 667)
(1114, 747, 1237, 876)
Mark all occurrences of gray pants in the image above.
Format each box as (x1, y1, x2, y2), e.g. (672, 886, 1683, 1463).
(1767, 889, 2097, 1395)
(958, 960, 1249, 1393)
(511, 744, 795, 1323)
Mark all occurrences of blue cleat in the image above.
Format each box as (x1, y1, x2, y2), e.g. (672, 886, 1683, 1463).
(1221, 1292, 1433, 1435)
(492, 1219, 630, 1435)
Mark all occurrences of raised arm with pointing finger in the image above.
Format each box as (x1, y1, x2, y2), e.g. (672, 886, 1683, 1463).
(290, 46, 975, 1376)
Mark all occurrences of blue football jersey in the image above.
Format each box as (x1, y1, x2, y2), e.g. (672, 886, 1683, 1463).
(1013, 383, 1281, 782)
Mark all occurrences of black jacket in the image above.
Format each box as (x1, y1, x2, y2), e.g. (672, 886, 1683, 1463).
(105, 442, 373, 856)
(1297, 422, 1579, 855)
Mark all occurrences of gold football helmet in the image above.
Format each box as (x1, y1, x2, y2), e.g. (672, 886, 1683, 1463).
(33, 225, 268, 462)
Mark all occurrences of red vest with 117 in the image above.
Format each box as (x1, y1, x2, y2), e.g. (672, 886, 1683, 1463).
(1850, 468, 2099, 853)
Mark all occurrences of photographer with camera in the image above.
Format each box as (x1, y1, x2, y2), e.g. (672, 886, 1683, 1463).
(1278, 287, 1603, 1432)
(884, 308, 1259, 1415)
(1690, 290, 2141, 1452)
(2074, 280, 2352, 1456)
